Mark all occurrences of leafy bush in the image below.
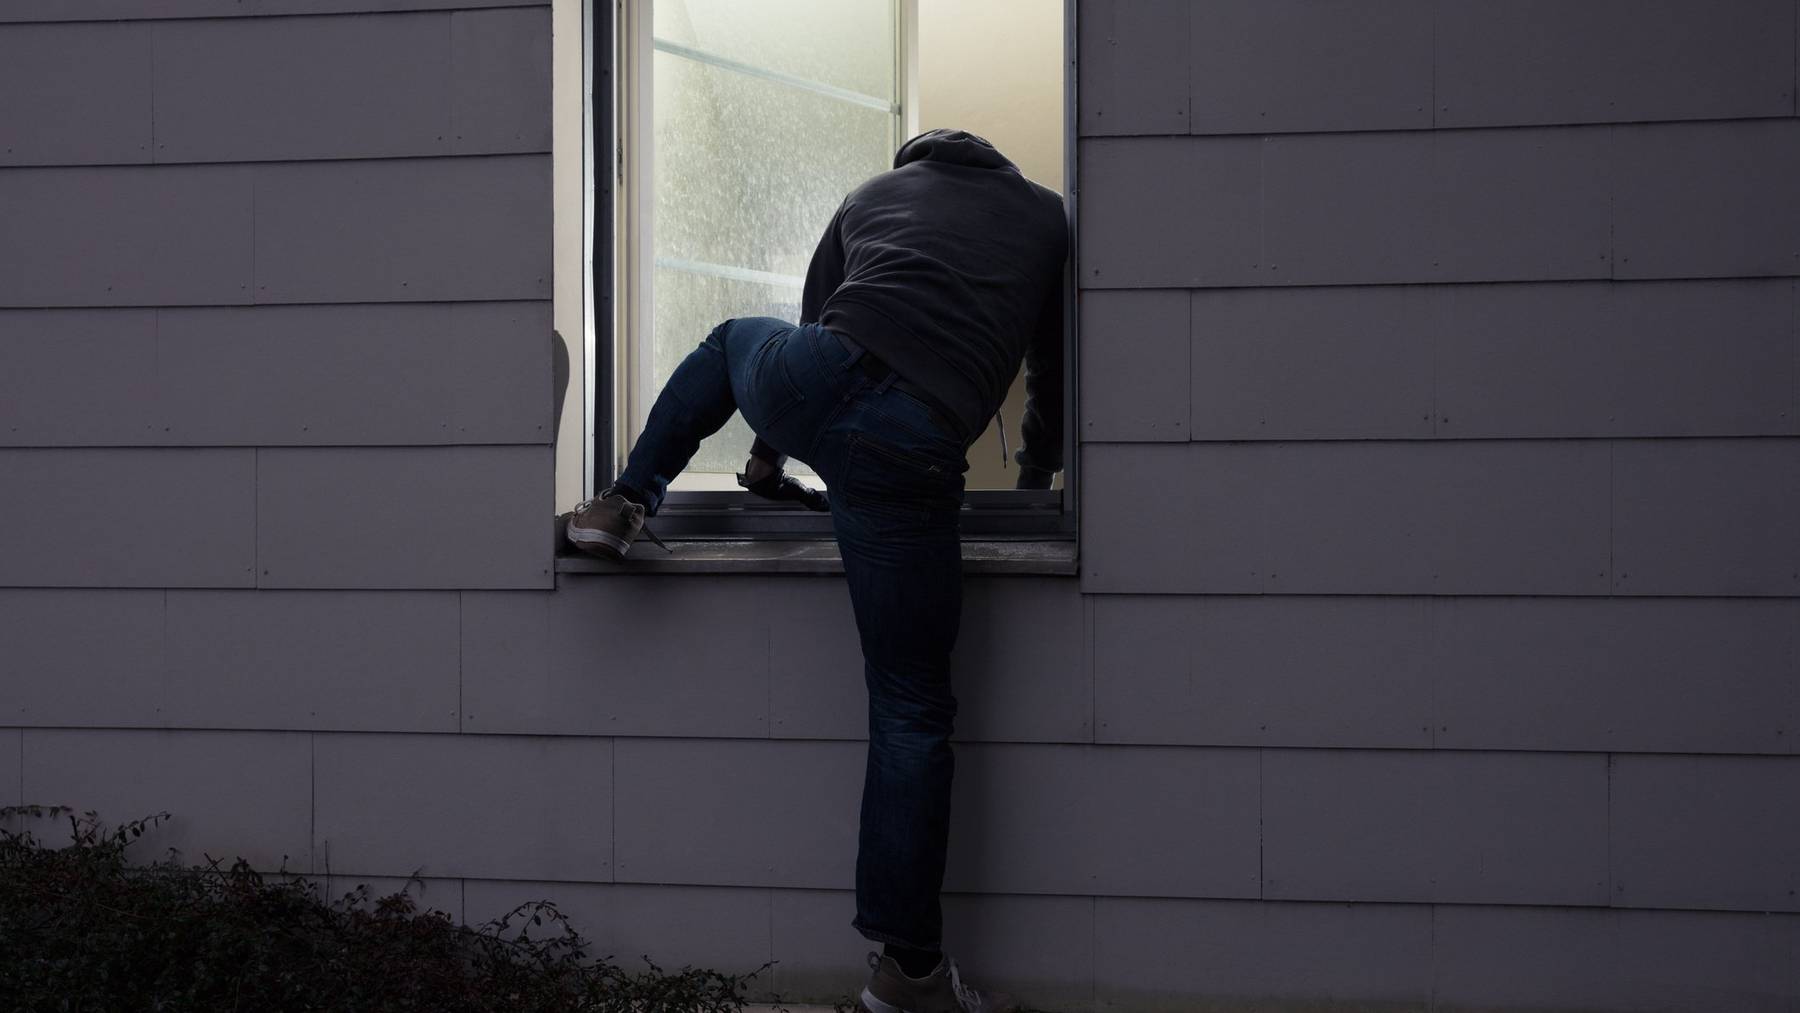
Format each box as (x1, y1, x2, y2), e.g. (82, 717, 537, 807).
(0, 805, 853, 1013)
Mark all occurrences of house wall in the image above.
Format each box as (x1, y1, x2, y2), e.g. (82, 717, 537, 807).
(3, 3, 1798, 1013)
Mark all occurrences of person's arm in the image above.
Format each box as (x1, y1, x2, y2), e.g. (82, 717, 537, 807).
(1014, 270, 1065, 490)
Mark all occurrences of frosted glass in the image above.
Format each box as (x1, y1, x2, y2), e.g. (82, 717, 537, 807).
(654, 0, 896, 103)
(652, 267, 811, 477)
(647, 4, 896, 479)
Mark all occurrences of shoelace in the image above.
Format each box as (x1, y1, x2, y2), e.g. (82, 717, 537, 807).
(947, 957, 982, 1011)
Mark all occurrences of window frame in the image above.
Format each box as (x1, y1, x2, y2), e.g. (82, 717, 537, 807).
(585, 0, 1079, 541)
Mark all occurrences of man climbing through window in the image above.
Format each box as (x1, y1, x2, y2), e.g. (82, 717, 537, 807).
(566, 127, 1065, 1013)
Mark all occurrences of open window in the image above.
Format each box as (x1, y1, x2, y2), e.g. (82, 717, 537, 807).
(571, 0, 1075, 539)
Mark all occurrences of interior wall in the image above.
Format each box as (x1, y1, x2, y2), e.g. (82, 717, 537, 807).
(552, 0, 586, 511)
(916, 0, 1066, 490)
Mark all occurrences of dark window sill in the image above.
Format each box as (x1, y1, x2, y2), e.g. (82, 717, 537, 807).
(554, 538, 1077, 576)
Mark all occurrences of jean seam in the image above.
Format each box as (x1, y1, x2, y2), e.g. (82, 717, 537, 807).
(759, 337, 807, 429)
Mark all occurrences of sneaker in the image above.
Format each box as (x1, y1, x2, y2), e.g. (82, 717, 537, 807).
(565, 486, 668, 560)
(858, 950, 1017, 1013)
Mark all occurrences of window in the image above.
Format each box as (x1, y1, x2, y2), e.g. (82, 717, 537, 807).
(573, 0, 1075, 538)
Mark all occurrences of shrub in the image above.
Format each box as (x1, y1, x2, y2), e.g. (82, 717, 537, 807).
(0, 805, 852, 1013)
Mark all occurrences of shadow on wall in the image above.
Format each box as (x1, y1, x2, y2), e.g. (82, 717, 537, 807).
(553, 328, 571, 445)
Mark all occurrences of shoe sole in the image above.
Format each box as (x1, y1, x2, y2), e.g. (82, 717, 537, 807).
(566, 522, 632, 560)
(858, 990, 906, 1013)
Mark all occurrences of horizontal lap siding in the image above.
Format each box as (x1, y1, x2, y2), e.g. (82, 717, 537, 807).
(1081, 122, 1800, 290)
(0, 6, 553, 591)
(5, 4, 1798, 1012)
(1071, 0, 1800, 1008)
(461, 577, 1091, 742)
(0, 303, 553, 446)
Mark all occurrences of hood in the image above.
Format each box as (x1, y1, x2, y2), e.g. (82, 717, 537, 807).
(892, 128, 1018, 172)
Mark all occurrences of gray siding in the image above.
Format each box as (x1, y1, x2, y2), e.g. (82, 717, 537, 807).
(1070, 0, 1800, 1010)
(0, 2, 553, 590)
(4, 3, 1800, 1012)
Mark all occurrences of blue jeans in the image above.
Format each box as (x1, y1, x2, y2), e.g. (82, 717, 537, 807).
(615, 316, 969, 952)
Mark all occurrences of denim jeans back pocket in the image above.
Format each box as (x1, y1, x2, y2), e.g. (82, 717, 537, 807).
(840, 428, 965, 531)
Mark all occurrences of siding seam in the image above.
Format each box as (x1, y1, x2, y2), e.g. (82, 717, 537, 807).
(1428, 286, 1440, 437)
(309, 730, 317, 877)
(1084, 591, 1095, 744)
(1607, 124, 1617, 281)
(249, 163, 257, 303)
(445, 11, 457, 147)
(1183, 287, 1194, 441)
(253, 448, 261, 586)
(1604, 753, 1615, 910)
(1427, 598, 1439, 748)
(456, 592, 464, 733)
(147, 22, 157, 164)
(1606, 439, 1616, 592)
(1087, 893, 1097, 1011)
(1256, 747, 1265, 899)
(1429, 0, 1439, 131)
(1427, 902, 1439, 1012)
(609, 737, 616, 883)
(159, 588, 169, 730)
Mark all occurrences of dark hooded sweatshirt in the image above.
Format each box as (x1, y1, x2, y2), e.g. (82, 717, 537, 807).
(792, 128, 1068, 473)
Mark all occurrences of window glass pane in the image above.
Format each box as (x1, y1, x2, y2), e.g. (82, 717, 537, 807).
(651, 268, 800, 477)
(653, 0, 895, 103)
(648, 3, 896, 480)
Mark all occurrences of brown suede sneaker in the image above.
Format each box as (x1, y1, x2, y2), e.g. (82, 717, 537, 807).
(565, 486, 666, 560)
(858, 950, 1017, 1013)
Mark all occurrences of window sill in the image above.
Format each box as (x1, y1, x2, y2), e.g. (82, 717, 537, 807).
(554, 538, 1076, 576)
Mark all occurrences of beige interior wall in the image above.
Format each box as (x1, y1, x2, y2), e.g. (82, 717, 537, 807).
(552, 0, 587, 512)
(916, 0, 1065, 489)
